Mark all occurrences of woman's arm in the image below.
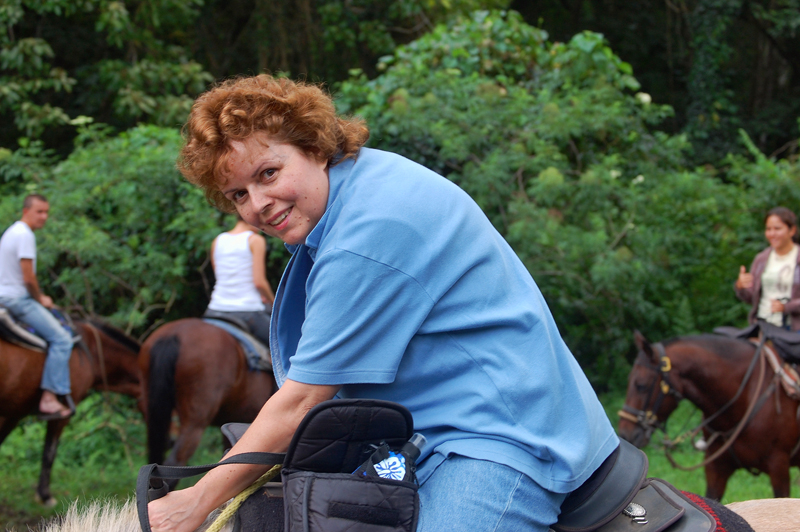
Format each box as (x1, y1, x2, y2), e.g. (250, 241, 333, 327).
(249, 233, 275, 305)
(782, 261, 800, 317)
(210, 237, 218, 272)
(734, 256, 760, 304)
(148, 380, 340, 532)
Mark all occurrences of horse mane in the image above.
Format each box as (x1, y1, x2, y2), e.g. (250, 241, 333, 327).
(40, 498, 232, 532)
(83, 318, 141, 353)
(662, 333, 750, 362)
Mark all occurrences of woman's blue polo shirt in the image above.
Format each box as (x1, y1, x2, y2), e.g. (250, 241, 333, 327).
(269, 148, 618, 493)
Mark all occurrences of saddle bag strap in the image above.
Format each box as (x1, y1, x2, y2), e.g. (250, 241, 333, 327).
(135, 451, 285, 532)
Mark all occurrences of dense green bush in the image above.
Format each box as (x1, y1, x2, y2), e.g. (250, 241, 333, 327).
(336, 10, 800, 388)
(0, 10, 798, 389)
(0, 125, 222, 336)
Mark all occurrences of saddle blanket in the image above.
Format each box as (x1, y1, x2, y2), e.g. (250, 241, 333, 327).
(202, 318, 272, 372)
(762, 343, 800, 400)
(0, 306, 81, 352)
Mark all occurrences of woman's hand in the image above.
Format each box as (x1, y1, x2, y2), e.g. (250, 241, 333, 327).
(771, 299, 786, 314)
(737, 265, 754, 290)
(149, 487, 208, 532)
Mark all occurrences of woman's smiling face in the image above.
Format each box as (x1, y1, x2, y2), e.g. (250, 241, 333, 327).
(221, 133, 330, 246)
(765, 214, 796, 253)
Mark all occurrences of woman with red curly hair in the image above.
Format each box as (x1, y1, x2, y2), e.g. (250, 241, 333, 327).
(148, 75, 618, 532)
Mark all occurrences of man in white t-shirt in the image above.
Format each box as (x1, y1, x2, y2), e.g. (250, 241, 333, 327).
(0, 194, 74, 420)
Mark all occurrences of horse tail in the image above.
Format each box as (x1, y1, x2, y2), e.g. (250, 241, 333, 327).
(146, 335, 180, 465)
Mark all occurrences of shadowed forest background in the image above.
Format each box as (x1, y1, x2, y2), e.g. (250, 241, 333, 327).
(1, 0, 799, 389)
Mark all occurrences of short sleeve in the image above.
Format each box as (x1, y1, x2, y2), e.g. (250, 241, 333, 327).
(17, 230, 36, 260)
(285, 249, 435, 385)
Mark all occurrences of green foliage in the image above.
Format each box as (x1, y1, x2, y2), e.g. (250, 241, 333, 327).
(682, 0, 743, 162)
(0, 0, 211, 147)
(337, 10, 800, 389)
(0, 125, 230, 335)
(0, 394, 223, 529)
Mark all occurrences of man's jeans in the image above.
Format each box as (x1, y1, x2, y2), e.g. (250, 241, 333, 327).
(0, 296, 73, 395)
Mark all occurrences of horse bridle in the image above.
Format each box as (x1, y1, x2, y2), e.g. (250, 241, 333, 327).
(617, 343, 683, 440)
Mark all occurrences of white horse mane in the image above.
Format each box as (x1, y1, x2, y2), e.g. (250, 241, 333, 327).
(39, 498, 233, 532)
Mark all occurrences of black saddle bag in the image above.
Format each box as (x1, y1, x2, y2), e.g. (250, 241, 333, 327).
(136, 399, 420, 532)
(554, 439, 717, 532)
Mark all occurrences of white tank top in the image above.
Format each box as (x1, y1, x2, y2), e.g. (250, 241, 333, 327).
(207, 231, 266, 312)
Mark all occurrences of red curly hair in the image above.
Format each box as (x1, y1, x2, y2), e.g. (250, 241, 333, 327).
(178, 75, 369, 212)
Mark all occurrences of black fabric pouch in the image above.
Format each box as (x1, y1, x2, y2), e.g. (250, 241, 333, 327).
(278, 399, 419, 532)
(137, 399, 420, 532)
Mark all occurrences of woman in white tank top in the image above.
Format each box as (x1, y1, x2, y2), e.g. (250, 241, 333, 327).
(204, 216, 275, 345)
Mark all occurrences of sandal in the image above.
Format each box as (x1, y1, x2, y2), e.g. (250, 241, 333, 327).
(38, 393, 76, 421)
(38, 406, 74, 421)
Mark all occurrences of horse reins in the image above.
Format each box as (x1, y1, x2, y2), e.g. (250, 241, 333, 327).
(84, 320, 110, 392)
(642, 338, 770, 471)
(619, 338, 775, 471)
(617, 343, 683, 443)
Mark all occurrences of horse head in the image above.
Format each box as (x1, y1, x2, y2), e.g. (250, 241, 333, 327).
(617, 331, 683, 448)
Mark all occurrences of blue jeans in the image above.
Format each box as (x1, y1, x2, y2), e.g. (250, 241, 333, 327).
(418, 455, 567, 532)
(0, 296, 73, 395)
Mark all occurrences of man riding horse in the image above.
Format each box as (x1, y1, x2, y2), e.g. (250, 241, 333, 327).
(0, 194, 74, 420)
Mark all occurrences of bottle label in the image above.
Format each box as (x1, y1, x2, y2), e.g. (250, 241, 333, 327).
(373, 453, 406, 481)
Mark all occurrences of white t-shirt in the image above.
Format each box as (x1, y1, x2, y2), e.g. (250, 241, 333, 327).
(758, 244, 799, 326)
(0, 221, 36, 298)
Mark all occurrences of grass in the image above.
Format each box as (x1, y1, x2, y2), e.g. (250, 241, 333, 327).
(0, 393, 221, 531)
(1, 390, 798, 530)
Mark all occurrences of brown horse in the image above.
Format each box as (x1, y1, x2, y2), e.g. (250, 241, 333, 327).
(0, 319, 141, 505)
(618, 331, 800, 500)
(138, 318, 277, 472)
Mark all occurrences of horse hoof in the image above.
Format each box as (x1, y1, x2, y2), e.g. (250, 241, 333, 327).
(35, 493, 57, 508)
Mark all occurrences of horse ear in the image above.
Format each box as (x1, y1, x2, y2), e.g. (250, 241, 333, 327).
(633, 330, 651, 354)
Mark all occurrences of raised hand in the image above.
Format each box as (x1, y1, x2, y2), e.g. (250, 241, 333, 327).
(737, 265, 753, 290)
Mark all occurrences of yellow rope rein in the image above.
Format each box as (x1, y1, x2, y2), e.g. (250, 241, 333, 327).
(205, 465, 282, 532)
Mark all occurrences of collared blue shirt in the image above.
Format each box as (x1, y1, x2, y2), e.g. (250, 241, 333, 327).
(270, 148, 618, 493)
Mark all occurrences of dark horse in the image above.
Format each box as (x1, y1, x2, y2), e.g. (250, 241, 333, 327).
(139, 318, 277, 472)
(0, 319, 141, 505)
(618, 331, 800, 500)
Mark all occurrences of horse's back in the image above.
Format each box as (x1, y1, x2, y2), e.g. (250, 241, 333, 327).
(727, 498, 800, 532)
(140, 318, 244, 383)
(44, 496, 798, 532)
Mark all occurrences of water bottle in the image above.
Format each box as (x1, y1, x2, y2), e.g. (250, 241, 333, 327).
(353, 433, 427, 482)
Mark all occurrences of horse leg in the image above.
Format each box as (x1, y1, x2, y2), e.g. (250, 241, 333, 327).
(37, 418, 69, 507)
(704, 458, 736, 501)
(766, 454, 792, 498)
(0, 415, 23, 446)
(163, 423, 207, 489)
